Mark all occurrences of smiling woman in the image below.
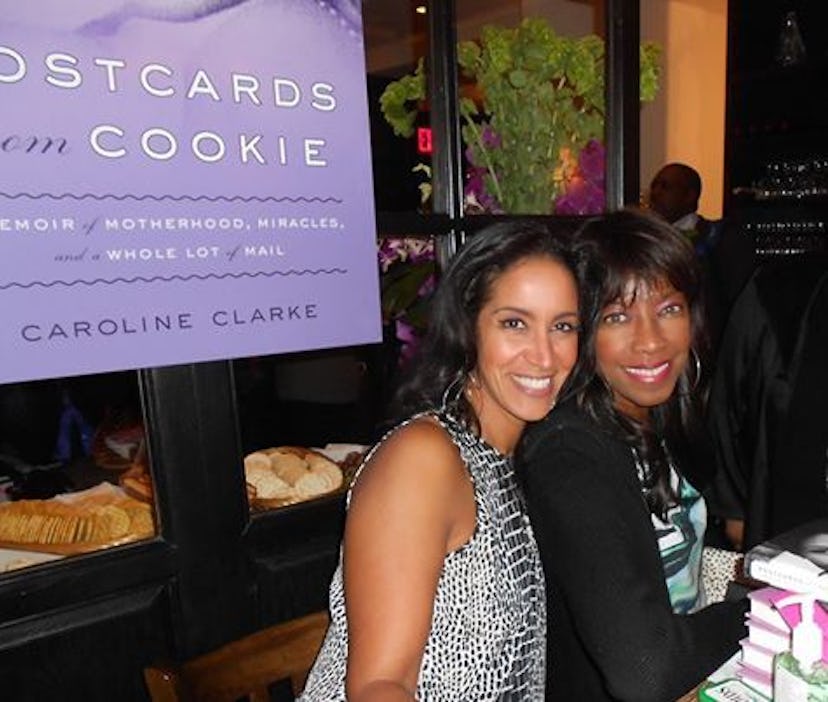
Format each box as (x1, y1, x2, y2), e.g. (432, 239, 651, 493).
(299, 219, 582, 702)
(594, 277, 692, 424)
(519, 209, 748, 702)
(468, 255, 579, 453)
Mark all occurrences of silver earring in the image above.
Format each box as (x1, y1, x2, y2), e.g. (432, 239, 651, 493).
(688, 348, 702, 392)
(440, 372, 466, 410)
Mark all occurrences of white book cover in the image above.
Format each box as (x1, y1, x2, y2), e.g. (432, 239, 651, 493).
(745, 518, 828, 597)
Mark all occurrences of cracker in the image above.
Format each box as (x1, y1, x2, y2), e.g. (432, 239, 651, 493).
(269, 452, 309, 485)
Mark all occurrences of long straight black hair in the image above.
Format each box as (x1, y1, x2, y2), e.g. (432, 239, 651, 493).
(566, 209, 710, 518)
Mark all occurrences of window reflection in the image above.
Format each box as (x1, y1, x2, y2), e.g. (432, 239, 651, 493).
(454, 0, 605, 215)
(364, 1, 607, 216)
(234, 234, 436, 515)
(640, 0, 728, 219)
(0, 371, 156, 574)
(234, 349, 375, 514)
(364, 1, 431, 213)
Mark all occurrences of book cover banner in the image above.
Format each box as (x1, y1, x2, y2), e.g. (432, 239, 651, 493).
(0, 0, 381, 383)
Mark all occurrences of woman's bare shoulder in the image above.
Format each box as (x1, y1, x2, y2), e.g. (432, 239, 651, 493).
(350, 416, 466, 506)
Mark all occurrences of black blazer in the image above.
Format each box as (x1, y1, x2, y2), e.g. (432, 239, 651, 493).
(707, 258, 828, 548)
(519, 401, 747, 701)
(693, 216, 755, 349)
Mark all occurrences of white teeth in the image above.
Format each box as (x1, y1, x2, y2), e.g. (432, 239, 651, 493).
(514, 375, 552, 390)
(625, 362, 668, 378)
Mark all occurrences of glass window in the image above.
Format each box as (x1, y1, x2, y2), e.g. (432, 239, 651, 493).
(232, 4, 444, 518)
(454, 0, 605, 215)
(235, 233, 436, 515)
(640, 0, 728, 219)
(0, 371, 156, 574)
(364, 1, 432, 213)
(234, 347, 377, 514)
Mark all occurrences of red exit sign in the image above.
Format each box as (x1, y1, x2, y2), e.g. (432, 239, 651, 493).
(417, 127, 432, 154)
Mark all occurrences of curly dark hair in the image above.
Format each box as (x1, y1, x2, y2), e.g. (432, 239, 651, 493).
(390, 219, 581, 433)
(565, 208, 710, 518)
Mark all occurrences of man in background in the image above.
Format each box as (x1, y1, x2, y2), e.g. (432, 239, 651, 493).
(649, 163, 713, 245)
(648, 162, 754, 348)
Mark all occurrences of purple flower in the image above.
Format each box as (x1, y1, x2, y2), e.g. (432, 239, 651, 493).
(462, 126, 504, 214)
(555, 177, 604, 215)
(378, 237, 435, 272)
(418, 272, 437, 298)
(378, 239, 406, 272)
(464, 165, 502, 213)
(406, 238, 435, 264)
(578, 139, 605, 182)
(555, 140, 606, 215)
(395, 320, 420, 367)
(481, 125, 501, 150)
(378, 237, 437, 366)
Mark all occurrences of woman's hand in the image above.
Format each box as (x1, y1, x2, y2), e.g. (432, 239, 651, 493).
(724, 519, 745, 552)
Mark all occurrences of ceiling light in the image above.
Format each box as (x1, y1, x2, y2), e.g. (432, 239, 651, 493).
(415, 5, 427, 14)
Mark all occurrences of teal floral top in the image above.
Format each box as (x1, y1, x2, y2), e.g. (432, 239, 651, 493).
(650, 467, 706, 613)
(634, 450, 707, 614)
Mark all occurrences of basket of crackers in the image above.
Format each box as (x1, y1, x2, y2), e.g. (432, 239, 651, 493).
(0, 482, 155, 555)
(244, 445, 366, 511)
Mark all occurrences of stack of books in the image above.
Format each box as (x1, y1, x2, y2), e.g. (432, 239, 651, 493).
(744, 518, 828, 597)
(737, 519, 828, 698)
(741, 586, 828, 696)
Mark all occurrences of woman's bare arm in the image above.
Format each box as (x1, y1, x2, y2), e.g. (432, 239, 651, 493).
(343, 418, 476, 702)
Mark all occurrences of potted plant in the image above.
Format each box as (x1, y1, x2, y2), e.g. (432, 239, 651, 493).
(380, 17, 662, 215)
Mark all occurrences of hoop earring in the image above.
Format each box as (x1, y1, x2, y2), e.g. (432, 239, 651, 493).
(440, 372, 466, 410)
(688, 348, 702, 392)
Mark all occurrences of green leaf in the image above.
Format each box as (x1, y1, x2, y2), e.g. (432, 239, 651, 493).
(378, 59, 426, 138)
(378, 18, 663, 214)
(381, 261, 436, 319)
(508, 69, 527, 88)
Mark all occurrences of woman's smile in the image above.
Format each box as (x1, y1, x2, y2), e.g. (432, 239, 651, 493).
(596, 278, 692, 423)
(622, 361, 671, 383)
(469, 255, 579, 453)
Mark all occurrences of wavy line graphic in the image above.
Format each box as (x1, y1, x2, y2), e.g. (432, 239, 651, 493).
(0, 192, 343, 204)
(0, 269, 348, 291)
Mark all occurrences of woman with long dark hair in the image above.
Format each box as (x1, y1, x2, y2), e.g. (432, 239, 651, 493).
(301, 220, 582, 701)
(519, 209, 747, 701)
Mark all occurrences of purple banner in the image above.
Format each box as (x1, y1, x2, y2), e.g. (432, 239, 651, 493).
(0, 0, 381, 383)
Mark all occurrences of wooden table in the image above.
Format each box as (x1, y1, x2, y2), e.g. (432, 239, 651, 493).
(676, 685, 701, 701)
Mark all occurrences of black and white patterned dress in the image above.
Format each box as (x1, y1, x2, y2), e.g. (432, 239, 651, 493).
(299, 411, 546, 701)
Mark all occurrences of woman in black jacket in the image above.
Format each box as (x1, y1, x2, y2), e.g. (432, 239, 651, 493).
(519, 210, 747, 701)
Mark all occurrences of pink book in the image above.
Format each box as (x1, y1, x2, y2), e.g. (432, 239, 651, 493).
(745, 613, 790, 653)
(748, 585, 828, 645)
(737, 661, 773, 699)
(748, 586, 790, 630)
(740, 637, 775, 674)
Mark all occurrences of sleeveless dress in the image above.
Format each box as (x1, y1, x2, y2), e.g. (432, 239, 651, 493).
(298, 411, 546, 701)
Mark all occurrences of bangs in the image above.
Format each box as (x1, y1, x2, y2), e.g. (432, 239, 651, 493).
(595, 227, 700, 308)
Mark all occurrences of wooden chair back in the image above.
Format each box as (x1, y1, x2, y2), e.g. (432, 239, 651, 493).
(144, 610, 329, 701)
